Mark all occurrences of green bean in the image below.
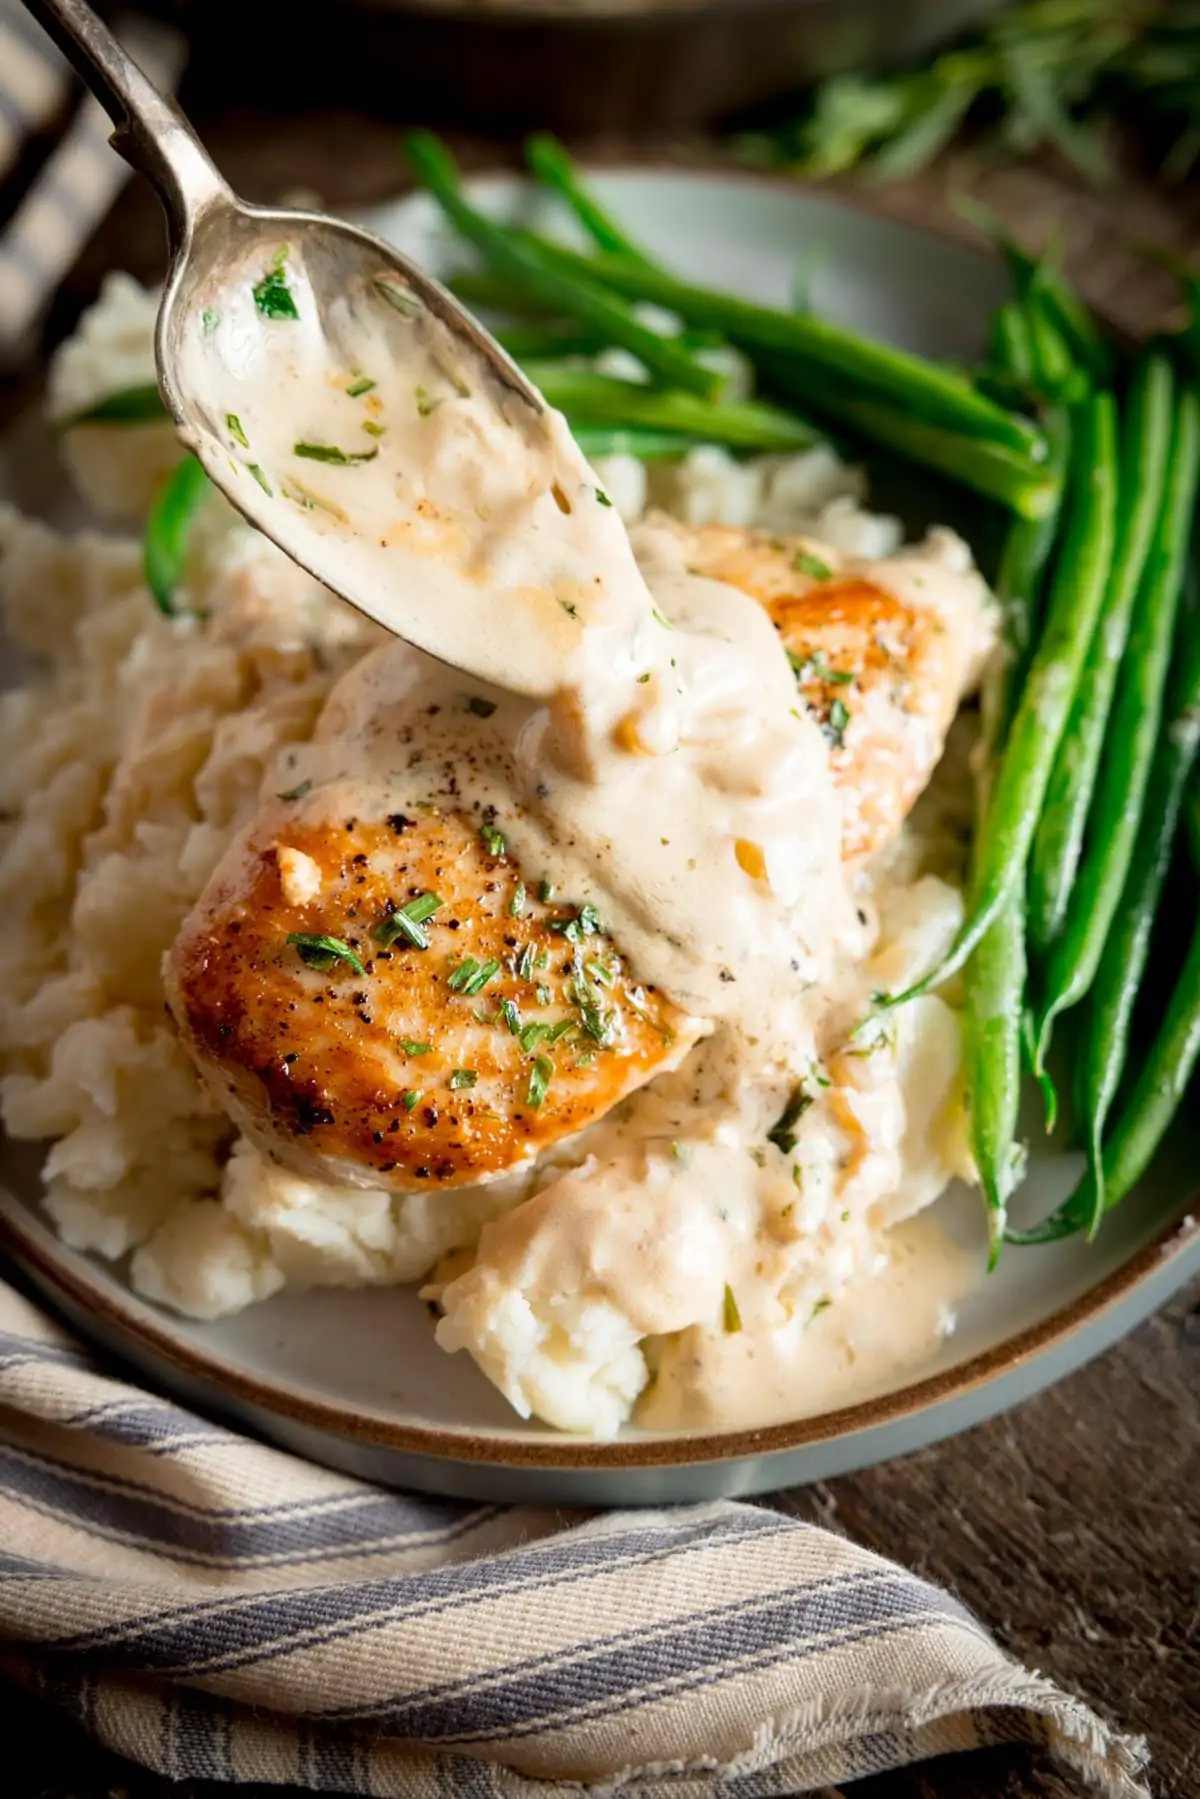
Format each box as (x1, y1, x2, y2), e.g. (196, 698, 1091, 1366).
(404, 133, 721, 401)
(447, 269, 559, 317)
(761, 356, 1059, 518)
(1058, 579, 1200, 1234)
(493, 323, 605, 361)
(963, 409, 1071, 1243)
(966, 889, 1028, 1258)
(1012, 896, 1200, 1245)
(878, 391, 1118, 1012)
(956, 198, 1114, 386)
(1033, 377, 1198, 1071)
(143, 455, 210, 615)
(60, 382, 167, 428)
(1027, 353, 1177, 959)
(525, 134, 653, 266)
(523, 361, 818, 452)
(514, 231, 1046, 458)
(988, 302, 1036, 396)
(1025, 292, 1087, 404)
(568, 425, 702, 461)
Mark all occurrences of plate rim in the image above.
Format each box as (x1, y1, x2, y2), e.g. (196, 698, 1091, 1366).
(3, 162, 1194, 1473)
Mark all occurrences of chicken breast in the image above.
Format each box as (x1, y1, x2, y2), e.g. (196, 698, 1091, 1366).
(166, 799, 695, 1192)
(649, 518, 995, 858)
(166, 519, 992, 1195)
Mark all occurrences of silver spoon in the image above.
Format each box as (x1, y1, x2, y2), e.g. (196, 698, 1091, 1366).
(25, 0, 638, 700)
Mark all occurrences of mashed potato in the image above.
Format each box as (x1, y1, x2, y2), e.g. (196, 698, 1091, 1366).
(0, 278, 979, 1436)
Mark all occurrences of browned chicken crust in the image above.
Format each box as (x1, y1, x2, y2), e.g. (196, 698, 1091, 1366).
(166, 803, 692, 1191)
(663, 523, 981, 859)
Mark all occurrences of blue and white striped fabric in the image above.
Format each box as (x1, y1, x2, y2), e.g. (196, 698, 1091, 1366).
(0, 4, 185, 360)
(0, 1281, 1149, 1797)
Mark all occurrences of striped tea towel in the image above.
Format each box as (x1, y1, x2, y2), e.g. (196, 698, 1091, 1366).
(0, 1281, 1151, 1797)
(0, 3, 186, 360)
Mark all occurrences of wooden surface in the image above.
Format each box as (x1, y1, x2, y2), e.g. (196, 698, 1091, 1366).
(4, 95, 1200, 1799)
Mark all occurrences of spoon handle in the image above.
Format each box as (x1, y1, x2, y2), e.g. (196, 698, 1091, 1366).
(22, 0, 230, 239)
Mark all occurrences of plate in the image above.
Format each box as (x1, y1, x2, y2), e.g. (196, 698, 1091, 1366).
(3, 168, 1198, 1506)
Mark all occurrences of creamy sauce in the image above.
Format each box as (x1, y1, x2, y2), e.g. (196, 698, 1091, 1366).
(176, 236, 988, 1433)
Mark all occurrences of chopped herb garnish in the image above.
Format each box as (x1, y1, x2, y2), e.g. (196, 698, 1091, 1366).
(548, 903, 602, 943)
(202, 308, 219, 334)
(375, 891, 443, 951)
(527, 1055, 553, 1109)
(825, 696, 852, 749)
(595, 488, 613, 507)
(519, 1022, 549, 1052)
(248, 462, 273, 496)
(585, 958, 614, 987)
(400, 1039, 430, 1056)
(374, 279, 423, 318)
(536, 984, 552, 1006)
(810, 1298, 832, 1322)
(362, 421, 385, 438)
(226, 412, 249, 448)
(578, 1002, 614, 1046)
(253, 256, 299, 321)
(402, 1089, 422, 1111)
(447, 956, 500, 996)
(767, 1084, 814, 1156)
(546, 1017, 576, 1043)
(637, 672, 651, 684)
(790, 649, 854, 686)
(415, 385, 440, 417)
(517, 943, 538, 982)
(277, 778, 312, 801)
(293, 441, 378, 466)
(466, 695, 497, 718)
(794, 549, 833, 581)
(346, 376, 376, 398)
(539, 880, 556, 903)
(723, 1285, 742, 1333)
(449, 1069, 478, 1090)
(509, 882, 527, 918)
(480, 823, 507, 859)
(287, 933, 365, 976)
(281, 478, 347, 520)
(499, 999, 522, 1036)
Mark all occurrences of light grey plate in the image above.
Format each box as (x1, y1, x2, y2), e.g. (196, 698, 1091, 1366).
(3, 169, 1198, 1505)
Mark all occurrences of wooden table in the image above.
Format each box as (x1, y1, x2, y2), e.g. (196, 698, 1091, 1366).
(4, 97, 1199, 1799)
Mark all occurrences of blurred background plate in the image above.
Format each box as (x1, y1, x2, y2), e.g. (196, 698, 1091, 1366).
(114, 0, 1005, 133)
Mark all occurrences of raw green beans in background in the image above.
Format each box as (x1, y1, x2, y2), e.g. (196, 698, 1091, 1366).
(1033, 378, 1199, 1073)
(525, 134, 654, 267)
(404, 133, 722, 400)
(62, 381, 166, 428)
(880, 390, 1118, 1011)
(1027, 353, 1177, 961)
(143, 454, 210, 615)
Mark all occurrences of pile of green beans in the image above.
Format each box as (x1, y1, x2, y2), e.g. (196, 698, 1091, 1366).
(404, 130, 1056, 520)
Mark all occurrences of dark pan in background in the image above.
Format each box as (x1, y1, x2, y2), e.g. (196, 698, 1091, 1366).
(120, 0, 1005, 135)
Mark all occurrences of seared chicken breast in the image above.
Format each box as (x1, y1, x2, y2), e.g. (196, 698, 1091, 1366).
(166, 520, 992, 1194)
(166, 801, 694, 1192)
(654, 519, 994, 858)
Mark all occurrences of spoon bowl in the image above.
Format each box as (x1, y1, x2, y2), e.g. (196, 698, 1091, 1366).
(24, 0, 624, 698)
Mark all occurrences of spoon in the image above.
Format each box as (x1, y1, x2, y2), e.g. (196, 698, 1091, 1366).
(25, 0, 649, 701)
